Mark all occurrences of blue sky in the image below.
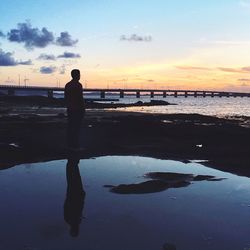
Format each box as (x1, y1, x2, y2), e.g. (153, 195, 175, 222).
(1, 0, 250, 91)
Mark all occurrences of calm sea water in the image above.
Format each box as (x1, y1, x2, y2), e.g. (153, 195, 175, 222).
(38, 91, 250, 117)
(107, 95, 250, 118)
(0, 156, 250, 250)
(2, 90, 250, 117)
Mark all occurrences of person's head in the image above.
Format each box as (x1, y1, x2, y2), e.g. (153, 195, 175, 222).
(71, 69, 80, 81)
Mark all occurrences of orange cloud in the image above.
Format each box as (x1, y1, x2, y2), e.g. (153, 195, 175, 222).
(218, 67, 250, 73)
(238, 78, 250, 81)
(175, 66, 211, 71)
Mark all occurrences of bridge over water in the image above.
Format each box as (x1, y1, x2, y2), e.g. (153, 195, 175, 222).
(0, 85, 249, 98)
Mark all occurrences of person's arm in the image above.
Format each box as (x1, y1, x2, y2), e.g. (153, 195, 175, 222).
(65, 84, 75, 110)
(79, 84, 85, 112)
(64, 85, 69, 108)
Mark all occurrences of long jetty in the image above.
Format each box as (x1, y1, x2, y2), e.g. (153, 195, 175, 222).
(0, 85, 249, 98)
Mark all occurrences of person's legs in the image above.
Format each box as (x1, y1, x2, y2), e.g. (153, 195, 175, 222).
(67, 112, 74, 148)
(67, 111, 83, 149)
(73, 113, 83, 148)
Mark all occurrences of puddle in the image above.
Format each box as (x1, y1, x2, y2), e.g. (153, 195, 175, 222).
(0, 156, 250, 250)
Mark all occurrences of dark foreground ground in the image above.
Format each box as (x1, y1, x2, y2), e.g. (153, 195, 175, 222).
(0, 103, 250, 177)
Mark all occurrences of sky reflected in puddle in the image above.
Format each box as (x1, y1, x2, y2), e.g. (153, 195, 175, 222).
(0, 156, 250, 250)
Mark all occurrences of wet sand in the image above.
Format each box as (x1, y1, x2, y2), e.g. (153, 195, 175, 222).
(0, 97, 249, 177)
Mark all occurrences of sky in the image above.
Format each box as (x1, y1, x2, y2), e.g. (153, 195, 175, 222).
(1, 0, 250, 92)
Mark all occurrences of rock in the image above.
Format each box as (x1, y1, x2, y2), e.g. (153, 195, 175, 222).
(150, 100, 169, 105)
(136, 101, 143, 105)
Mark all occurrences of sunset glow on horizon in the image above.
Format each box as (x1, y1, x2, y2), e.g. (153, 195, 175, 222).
(1, 0, 250, 92)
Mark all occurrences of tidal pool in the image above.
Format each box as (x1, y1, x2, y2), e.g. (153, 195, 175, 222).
(0, 156, 250, 250)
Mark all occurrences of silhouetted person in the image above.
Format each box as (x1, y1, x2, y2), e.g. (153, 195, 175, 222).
(65, 69, 85, 150)
(64, 153, 86, 237)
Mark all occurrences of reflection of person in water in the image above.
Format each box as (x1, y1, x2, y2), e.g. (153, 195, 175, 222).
(64, 154, 86, 237)
(64, 69, 85, 150)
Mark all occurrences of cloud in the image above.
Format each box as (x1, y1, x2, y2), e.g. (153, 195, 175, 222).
(7, 22, 54, 49)
(176, 66, 211, 71)
(6, 22, 79, 50)
(57, 51, 81, 58)
(241, 66, 250, 71)
(40, 66, 56, 74)
(241, 83, 250, 87)
(38, 52, 81, 60)
(59, 65, 66, 74)
(56, 32, 78, 46)
(38, 53, 56, 60)
(238, 78, 250, 81)
(0, 50, 17, 66)
(218, 67, 250, 73)
(120, 34, 152, 42)
(176, 65, 250, 74)
(134, 77, 155, 82)
(18, 59, 32, 65)
(0, 49, 32, 66)
(218, 67, 239, 73)
(0, 31, 5, 38)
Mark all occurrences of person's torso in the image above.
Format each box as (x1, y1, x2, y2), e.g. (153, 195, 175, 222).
(65, 81, 84, 111)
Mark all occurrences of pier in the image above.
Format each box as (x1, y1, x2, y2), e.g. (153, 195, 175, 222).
(0, 85, 249, 98)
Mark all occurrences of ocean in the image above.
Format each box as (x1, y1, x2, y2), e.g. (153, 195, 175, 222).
(1, 89, 250, 117)
(105, 95, 250, 118)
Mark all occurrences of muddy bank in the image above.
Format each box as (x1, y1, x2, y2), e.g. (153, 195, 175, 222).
(0, 110, 249, 178)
